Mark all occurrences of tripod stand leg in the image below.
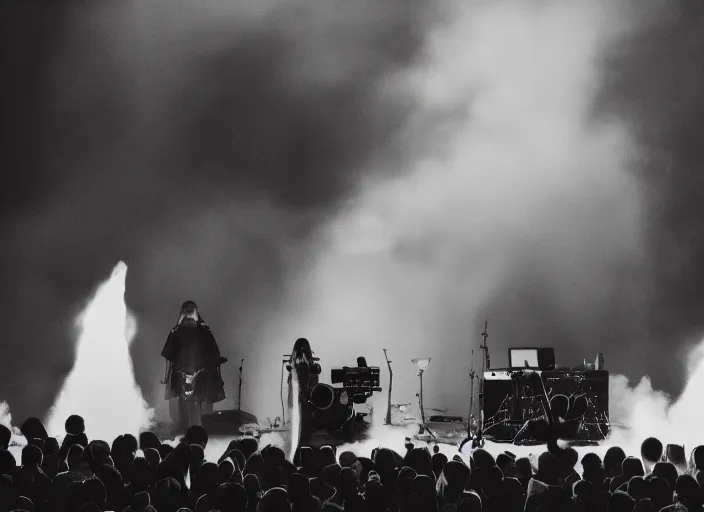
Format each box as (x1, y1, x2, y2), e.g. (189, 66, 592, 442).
(576, 395, 609, 441)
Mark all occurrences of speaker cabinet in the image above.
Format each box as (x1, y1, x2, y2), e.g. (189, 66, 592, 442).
(482, 374, 517, 421)
(200, 409, 259, 436)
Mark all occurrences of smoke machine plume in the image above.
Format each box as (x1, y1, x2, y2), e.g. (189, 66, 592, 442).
(46, 262, 154, 441)
(250, 0, 649, 418)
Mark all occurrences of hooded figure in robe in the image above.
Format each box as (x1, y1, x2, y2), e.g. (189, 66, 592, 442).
(162, 301, 227, 427)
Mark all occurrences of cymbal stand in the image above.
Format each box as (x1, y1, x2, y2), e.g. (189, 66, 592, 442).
(578, 393, 609, 440)
(483, 393, 511, 427)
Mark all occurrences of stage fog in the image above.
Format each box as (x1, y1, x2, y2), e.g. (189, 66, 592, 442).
(2, 0, 704, 437)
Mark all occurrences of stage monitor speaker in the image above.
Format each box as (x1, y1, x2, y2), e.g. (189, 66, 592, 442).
(200, 409, 259, 436)
(508, 347, 555, 369)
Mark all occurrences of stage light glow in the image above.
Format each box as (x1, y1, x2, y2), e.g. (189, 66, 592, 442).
(412, 358, 431, 372)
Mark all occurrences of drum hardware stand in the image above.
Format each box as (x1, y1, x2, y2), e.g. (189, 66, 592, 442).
(467, 350, 479, 435)
(483, 393, 512, 427)
(577, 393, 610, 440)
(478, 321, 490, 431)
(523, 394, 548, 421)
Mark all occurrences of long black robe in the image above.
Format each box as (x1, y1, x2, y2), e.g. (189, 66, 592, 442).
(161, 321, 226, 403)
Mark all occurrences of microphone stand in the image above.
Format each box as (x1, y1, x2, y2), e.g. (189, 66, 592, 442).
(237, 358, 244, 410)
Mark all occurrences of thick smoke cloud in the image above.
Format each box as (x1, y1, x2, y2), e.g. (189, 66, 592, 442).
(0, 0, 432, 420)
(597, 0, 704, 393)
(248, 0, 704, 417)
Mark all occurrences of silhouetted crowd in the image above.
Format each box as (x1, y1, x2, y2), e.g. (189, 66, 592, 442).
(1, 413, 703, 512)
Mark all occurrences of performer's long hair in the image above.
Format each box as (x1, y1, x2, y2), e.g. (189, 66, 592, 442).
(292, 338, 313, 359)
(176, 300, 207, 327)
